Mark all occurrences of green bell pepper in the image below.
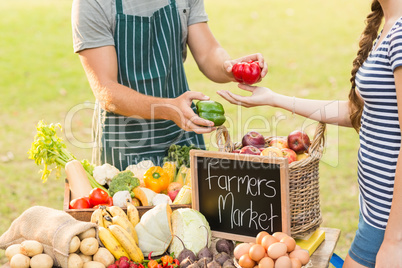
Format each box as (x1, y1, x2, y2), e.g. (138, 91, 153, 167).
(196, 100, 226, 126)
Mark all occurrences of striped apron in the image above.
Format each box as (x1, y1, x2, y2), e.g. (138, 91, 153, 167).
(92, 0, 205, 170)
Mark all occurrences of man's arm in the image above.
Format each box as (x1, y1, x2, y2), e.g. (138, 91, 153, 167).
(78, 46, 215, 133)
(187, 23, 268, 83)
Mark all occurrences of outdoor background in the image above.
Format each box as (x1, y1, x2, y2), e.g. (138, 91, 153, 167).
(0, 0, 369, 265)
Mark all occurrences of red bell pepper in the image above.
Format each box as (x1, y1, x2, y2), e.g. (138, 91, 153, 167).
(232, 60, 261, 85)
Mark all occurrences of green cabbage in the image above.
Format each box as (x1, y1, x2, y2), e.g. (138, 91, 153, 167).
(169, 208, 211, 256)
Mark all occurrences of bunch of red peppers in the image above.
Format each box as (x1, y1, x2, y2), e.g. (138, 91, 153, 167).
(108, 253, 179, 268)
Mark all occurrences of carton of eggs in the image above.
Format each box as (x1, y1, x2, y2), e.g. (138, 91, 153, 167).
(234, 231, 310, 268)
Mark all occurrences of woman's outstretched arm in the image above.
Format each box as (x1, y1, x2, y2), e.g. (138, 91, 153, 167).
(217, 84, 354, 127)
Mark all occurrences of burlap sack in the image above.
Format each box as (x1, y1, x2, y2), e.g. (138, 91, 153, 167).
(0, 206, 98, 268)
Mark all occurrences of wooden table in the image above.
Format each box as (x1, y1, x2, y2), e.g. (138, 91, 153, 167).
(309, 227, 341, 268)
(1, 227, 341, 268)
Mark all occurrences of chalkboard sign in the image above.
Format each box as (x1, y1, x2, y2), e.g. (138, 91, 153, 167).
(190, 150, 290, 242)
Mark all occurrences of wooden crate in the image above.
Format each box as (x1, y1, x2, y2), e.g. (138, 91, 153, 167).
(63, 181, 190, 222)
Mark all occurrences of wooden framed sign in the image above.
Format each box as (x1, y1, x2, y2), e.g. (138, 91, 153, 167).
(190, 150, 290, 242)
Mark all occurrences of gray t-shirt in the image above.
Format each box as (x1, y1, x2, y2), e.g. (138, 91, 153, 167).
(71, 0, 209, 60)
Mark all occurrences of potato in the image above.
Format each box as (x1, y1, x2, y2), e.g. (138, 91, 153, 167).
(30, 253, 54, 268)
(5, 244, 21, 261)
(20, 240, 43, 257)
(93, 248, 114, 266)
(80, 237, 99, 256)
(83, 261, 106, 268)
(79, 228, 96, 240)
(70, 236, 81, 253)
(79, 253, 93, 263)
(10, 253, 30, 268)
(69, 253, 84, 268)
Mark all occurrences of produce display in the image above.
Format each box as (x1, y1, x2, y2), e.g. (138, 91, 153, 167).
(196, 100, 226, 127)
(2, 205, 312, 268)
(233, 130, 311, 164)
(0, 117, 322, 267)
(27, 121, 195, 212)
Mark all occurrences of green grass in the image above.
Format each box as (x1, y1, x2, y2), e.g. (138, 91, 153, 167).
(0, 0, 370, 265)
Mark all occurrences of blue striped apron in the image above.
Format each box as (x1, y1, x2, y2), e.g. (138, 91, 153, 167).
(93, 0, 205, 170)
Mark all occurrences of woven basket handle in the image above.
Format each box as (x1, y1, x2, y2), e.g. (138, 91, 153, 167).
(216, 125, 233, 152)
(308, 122, 326, 155)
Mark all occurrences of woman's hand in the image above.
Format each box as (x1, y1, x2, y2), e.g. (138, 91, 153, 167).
(169, 91, 216, 134)
(217, 84, 273, 108)
(224, 53, 268, 83)
(375, 238, 402, 267)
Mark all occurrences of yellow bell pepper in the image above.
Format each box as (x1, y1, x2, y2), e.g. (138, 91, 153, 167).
(143, 166, 170, 193)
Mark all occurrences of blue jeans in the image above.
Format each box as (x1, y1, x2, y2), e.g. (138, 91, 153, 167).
(348, 213, 385, 267)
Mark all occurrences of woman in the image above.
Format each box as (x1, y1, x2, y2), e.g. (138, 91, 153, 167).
(218, 0, 402, 267)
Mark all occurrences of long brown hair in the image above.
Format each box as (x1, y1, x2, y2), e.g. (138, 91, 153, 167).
(349, 0, 384, 131)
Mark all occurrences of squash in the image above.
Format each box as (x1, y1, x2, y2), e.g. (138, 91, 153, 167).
(132, 187, 157, 206)
(65, 160, 93, 200)
(135, 204, 173, 256)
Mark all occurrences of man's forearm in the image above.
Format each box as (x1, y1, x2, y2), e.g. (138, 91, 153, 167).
(95, 80, 175, 121)
(198, 47, 233, 83)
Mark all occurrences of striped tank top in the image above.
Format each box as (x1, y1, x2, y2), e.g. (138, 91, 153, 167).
(355, 17, 402, 229)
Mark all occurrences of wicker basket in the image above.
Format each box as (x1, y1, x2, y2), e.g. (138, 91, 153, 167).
(216, 122, 326, 238)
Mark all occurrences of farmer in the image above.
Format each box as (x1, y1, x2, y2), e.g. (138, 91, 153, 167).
(218, 0, 402, 266)
(71, 0, 267, 169)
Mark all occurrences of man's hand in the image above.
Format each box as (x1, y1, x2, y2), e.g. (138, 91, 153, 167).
(168, 91, 216, 134)
(224, 53, 268, 83)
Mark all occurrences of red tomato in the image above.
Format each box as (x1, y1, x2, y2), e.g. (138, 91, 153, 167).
(89, 188, 110, 206)
(69, 197, 91, 209)
(92, 196, 113, 208)
(232, 60, 261, 85)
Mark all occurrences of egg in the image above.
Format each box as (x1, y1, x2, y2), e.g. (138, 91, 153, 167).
(239, 253, 256, 268)
(280, 236, 296, 252)
(234, 243, 252, 260)
(294, 245, 302, 251)
(249, 244, 266, 262)
(289, 249, 309, 265)
(289, 257, 302, 268)
(258, 257, 274, 268)
(274, 256, 291, 268)
(267, 242, 287, 260)
(272, 232, 288, 241)
(256, 231, 270, 245)
(261, 234, 279, 251)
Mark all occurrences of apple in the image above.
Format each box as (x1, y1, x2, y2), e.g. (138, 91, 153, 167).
(287, 130, 311, 153)
(242, 131, 266, 148)
(260, 147, 283, 157)
(281, 148, 297, 164)
(296, 152, 309, 161)
(167, 182, 183, 202)
(240, 145, 261, 155)
(268, 137, 288, 149)
(168, 190, 180, 202)
(232, 149, 241, 154)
